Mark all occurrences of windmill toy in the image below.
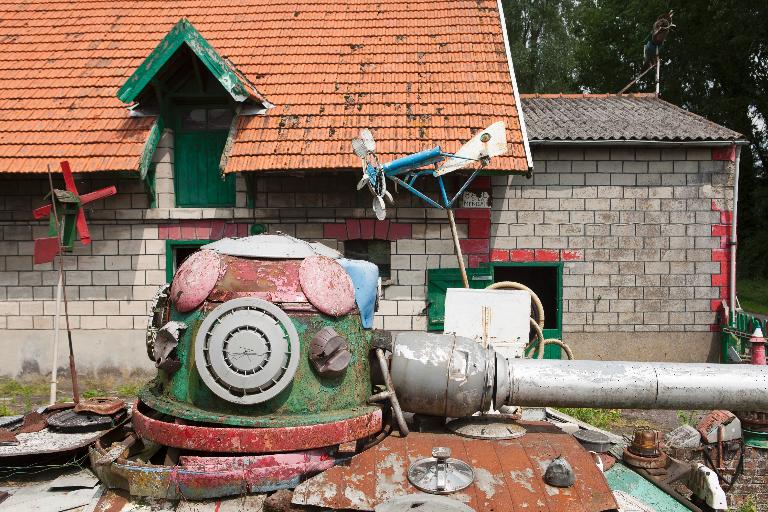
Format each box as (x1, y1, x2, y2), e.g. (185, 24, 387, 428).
(33, 161, 117, 404)
(351, 122, 507, 287)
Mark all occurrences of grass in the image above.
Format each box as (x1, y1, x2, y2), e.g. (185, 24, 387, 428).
(738, 278, 768, 315)
(737, 497, 758, 512)
(677, 410, 698, 427)
(556, 408, 623, 430)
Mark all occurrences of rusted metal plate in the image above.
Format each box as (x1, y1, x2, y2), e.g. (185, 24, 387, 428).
(211, 257, 307, 303)
(299, 255, 356, 316)
(293, 430, 617, 512)
(133, 403, 382, 453)
(521, 433, 586, 512)
(170, 249, 222, 312)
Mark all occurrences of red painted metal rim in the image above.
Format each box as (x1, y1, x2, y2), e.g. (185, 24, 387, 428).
(133, 401, 383, 453)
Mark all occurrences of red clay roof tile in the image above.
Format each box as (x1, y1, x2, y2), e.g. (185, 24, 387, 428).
(0, 0, 528, 174)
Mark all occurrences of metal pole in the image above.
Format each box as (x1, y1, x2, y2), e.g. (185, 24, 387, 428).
(729, 145, 741, 319)
(447, 209, 469, 288)
(49, 269, 62, 404)
(655, 46, 661, 96)
(502, 359, 768, 411)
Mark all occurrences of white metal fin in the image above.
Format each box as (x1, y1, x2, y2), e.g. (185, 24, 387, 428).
(359, 128, 376, 153)
(357, 175, 369, 190)
(373, 196, 387, 220)
(435, 121, 508, 176)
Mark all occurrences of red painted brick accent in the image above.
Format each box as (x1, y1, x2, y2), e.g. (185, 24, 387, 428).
(158, 225, 169, 240)
(460, 238, 489, 254)
(490, 249, 510, 262)
(712, 273, 728, 287)
(710, 201, 733, 312)
(224, 223, 238, 238)
(180, 224, 196, 239)
(359, 219, 375, 239)
(468, 218, 491, 239)
(346, 219, 361, 239)
(454, 208, 489, 219)
(323, 223, 347, 240)
(561, 249, 584, 261)
(711, 224, 730, 237)
(711, 249, 729, 262)
(237, 224, 249, 237)
(535, 249, 559, 262)
(712, 145, 736, 161)
(210, 221, 226, 240)
(468, 254, 489, 268)
(388, 223, 412, 240)
(468, 176, 491, 190)
(374, 220, 390, 239)
(509, 249, 535, 262)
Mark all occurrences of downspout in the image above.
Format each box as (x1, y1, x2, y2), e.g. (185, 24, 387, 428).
(730, 144, 741, 321)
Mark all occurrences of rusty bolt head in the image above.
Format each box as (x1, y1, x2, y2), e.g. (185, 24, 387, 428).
(629, 428, 661, 457)
(310, 327, 352, 377)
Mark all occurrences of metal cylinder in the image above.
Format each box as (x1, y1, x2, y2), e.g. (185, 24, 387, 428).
(501, 359, 768, 411)
(389, 332, 494, 417)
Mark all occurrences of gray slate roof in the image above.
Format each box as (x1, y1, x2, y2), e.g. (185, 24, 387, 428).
(520, 94, 744, 143)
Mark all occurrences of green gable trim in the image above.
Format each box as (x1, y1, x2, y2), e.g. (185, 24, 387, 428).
(138, 116, 165, 180)
(117, 18, 258, 104)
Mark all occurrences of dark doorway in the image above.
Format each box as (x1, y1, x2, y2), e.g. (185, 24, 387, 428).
(492, 264, 561, 330)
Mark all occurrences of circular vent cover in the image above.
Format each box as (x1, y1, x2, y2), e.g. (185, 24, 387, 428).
(194, 298, 300, 404)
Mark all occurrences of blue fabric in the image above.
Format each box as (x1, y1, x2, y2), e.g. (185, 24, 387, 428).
(339, 258, 379, 329)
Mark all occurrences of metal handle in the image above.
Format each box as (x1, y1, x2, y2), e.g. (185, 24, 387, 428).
(368, 348, 409, 437)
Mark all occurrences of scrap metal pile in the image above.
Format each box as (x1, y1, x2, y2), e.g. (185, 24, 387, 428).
(1, 233, 768, 510)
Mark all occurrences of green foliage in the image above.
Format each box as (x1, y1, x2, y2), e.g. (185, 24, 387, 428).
(677, 410, 697, 427)
(115, 383, 142, 397)
(738, 278, 768, 315)
(0, 378, 49, 410)
(81, 388, 106, 399)
(557, 408, 622, 430)
(502, 0, 579, 92)
(0, 403, 11, 416)
(737, 497, 758, 512)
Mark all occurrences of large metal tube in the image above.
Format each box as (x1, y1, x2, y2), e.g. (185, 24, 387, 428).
(389, 333, 768, 417)
(501, 359, 768, 411)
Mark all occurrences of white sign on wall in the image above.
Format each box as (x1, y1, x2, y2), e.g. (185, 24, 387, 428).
(461, 191, 490, 208)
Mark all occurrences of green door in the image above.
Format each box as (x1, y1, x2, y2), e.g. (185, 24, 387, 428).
(426, 267, 494, 331)
(174, 106, 235, 207)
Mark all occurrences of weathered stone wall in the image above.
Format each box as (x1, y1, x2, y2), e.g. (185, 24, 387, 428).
(490, 146, 734, 343)
(0, 133, 736, 375)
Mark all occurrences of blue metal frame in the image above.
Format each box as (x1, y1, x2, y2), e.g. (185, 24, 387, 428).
(364, 146, 483, 209)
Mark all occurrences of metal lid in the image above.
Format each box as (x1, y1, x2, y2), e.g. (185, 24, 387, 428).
(446, 415, 526, 440)
(204, 234, 341, 259)
(572, 429, 613, 453)
(407, 447, 474, 495)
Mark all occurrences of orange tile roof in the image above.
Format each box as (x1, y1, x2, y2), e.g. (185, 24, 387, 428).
(0, 1, 529, 174)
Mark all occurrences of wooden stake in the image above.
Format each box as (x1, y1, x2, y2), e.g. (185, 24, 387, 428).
(447, 209, 469, 288)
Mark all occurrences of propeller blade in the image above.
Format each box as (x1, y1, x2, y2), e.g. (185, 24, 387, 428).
(383, 190, 394, 205)
(359, 128, 376, 153)
(435, 121, 508, 176)
(357, 175, 369, 190)
(372, 196, 386, 220)
(352, 137, 369, 159)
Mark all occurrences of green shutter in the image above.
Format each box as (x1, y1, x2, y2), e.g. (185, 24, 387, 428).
(174, 130, 235, 207)
(426, 267, 493, 331)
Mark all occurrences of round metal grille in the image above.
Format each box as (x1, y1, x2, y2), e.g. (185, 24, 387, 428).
(195, 298, 299, 404)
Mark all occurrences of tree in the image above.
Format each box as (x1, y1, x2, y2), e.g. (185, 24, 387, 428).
(502, 0, 579, 93)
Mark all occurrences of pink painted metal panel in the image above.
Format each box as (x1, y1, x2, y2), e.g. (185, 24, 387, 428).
(169, 249, 222, 312)
(299, 255, 356, 317)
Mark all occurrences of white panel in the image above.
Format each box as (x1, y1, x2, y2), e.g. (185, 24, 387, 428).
(443, 288, 530, 358)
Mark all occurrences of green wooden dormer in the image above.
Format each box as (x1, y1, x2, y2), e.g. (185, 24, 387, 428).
(117, 18, 269, 207)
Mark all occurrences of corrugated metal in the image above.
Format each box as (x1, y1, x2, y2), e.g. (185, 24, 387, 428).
(521, 94, 743, 143)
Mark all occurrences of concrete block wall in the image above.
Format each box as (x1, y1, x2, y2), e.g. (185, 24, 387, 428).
(490, 145, 734, 360)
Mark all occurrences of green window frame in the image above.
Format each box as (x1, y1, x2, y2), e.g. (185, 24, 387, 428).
(165, 239, 212, 281)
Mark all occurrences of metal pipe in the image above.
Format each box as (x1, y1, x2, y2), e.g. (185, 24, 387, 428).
(502, 359, 768, 411)
(730, 145, 741, 319)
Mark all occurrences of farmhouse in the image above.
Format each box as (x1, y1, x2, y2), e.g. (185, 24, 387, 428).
(0, 1, 746, 375)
